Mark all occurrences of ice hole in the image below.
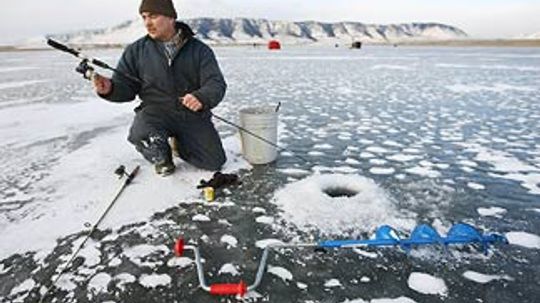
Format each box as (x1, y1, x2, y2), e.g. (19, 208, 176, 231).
(322, 186, 359, 198)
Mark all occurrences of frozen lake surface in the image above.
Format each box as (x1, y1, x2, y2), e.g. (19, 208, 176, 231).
(0, 46, 539, 302)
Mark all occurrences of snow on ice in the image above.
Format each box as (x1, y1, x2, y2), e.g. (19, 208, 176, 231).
(477, 207, 507, 218)
(407, 272, 448, 296)
(139, 273, 171, 288)
(1, 45, 539, 302)
(505, 232, 540, 249)
(272, 173, 415, 236)
(268, 265, 293, 282)
(462, 270, 514, 284)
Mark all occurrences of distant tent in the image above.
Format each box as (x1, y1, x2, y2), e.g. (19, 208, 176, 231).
(268, 40, 281, 50)
(351, 41, 362, 49)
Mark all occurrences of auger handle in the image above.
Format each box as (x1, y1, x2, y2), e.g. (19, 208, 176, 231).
(174, 238, 185, 256)
(209, 281, 247, 297)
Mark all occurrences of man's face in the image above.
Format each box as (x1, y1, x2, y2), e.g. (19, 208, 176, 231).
(141, 12, 175, 41)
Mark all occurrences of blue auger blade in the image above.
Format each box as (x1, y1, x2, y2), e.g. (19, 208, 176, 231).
(399, 224, 443, 251)
(445, 223, 508, 255)
(445, 223, 483, 244)
(374, 225, 400, 243)
(401, 224, 443, 245)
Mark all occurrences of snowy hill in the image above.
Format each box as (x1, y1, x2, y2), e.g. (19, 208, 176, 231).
(517, 31, 540, 39)
(44, 18, 468, 46)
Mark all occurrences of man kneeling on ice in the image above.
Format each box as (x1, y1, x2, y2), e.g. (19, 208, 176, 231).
(92, 0, 227, 176)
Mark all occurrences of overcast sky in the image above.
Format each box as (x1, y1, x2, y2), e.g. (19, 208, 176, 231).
(1, 0, 539, 44)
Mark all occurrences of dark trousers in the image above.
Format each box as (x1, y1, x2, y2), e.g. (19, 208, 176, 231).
(127, 105, 226, 171)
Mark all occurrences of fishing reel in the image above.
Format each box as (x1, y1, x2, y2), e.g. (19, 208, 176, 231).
(114, 165, 129, 179)
(75, 59, 95, 80)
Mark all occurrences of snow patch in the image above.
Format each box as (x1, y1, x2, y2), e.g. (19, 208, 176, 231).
(506, 232, 540, 249)
(268, 266, 293, 282)
(370, 167, 395, 175)
(255, 215, 274, 224)
(407, 272, 448, 296)
(477, 207, 507, 218)
(167, 257, 193, 268)
(366, 146, 392, 154)
(122, 244, 168, 267)
(220, 235, 238, 248)
(218, 263, 240, 276)
(324, 278, 342, 288)
(297, 282, 308, 289)
(252, 207, 266, 214)
(139, 274, 171, 288)
(272, 174, 414, 236)
(462, 270, 513, 284)
(278, 168, 311, 176)
(9, 278, 36, 296)
(467, 182, 485, 190)
(55, 274, 78, 292)
(341, 297, 417, 303)
(353, 248, 379, 259)
(88, 272, 112, 293)
(192, 214, 211, 222)
(462, 143, 540, 194)
(113, 273, 136, 289)
(405, 166, 441, 178)
(387, 154, 419, 162)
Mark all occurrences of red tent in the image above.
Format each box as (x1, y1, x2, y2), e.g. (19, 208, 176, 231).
(267, 40, 281, 50)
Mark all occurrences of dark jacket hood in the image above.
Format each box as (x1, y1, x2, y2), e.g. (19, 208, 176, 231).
(176, 21, 195, 40)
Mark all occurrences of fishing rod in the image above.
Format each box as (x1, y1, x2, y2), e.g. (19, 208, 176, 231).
(39, 165, 140, 303)
(173, 223, 508, 297)
(46, 39, 308, 163)
(47, 39, 142, 85)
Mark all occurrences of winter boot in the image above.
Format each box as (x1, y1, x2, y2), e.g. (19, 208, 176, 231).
(169, 137, 180, 158)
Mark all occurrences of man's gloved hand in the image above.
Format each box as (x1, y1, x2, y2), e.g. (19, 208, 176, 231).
(92, 73, 112, 95)
(181, 94, 203, 112)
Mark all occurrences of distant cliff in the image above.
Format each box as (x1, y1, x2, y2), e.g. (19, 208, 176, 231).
(46, 18, 468, 46)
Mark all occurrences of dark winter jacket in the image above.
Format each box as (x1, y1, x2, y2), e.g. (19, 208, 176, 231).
(101, 22, 226, 111)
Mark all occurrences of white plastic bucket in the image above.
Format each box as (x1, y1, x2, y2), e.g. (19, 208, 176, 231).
(239, 106, 278, 164)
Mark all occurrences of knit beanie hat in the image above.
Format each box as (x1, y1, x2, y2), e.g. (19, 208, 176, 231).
(139, 0, 177, 19)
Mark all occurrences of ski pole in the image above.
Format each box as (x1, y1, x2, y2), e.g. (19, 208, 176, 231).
(46, 39, 308, 163)
(38, 165, 140, 303)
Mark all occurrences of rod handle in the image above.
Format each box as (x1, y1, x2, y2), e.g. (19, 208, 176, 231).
(209, 281, 247, 297)
(91, 59, 112, 70)
(47, 39, 79, 57)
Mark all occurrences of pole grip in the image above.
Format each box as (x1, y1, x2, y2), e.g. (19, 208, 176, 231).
(126, 165, 140, 185)
(209, 281, 247, 297)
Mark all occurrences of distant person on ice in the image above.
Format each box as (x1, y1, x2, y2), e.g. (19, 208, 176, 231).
(92, 0, 227, 176)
